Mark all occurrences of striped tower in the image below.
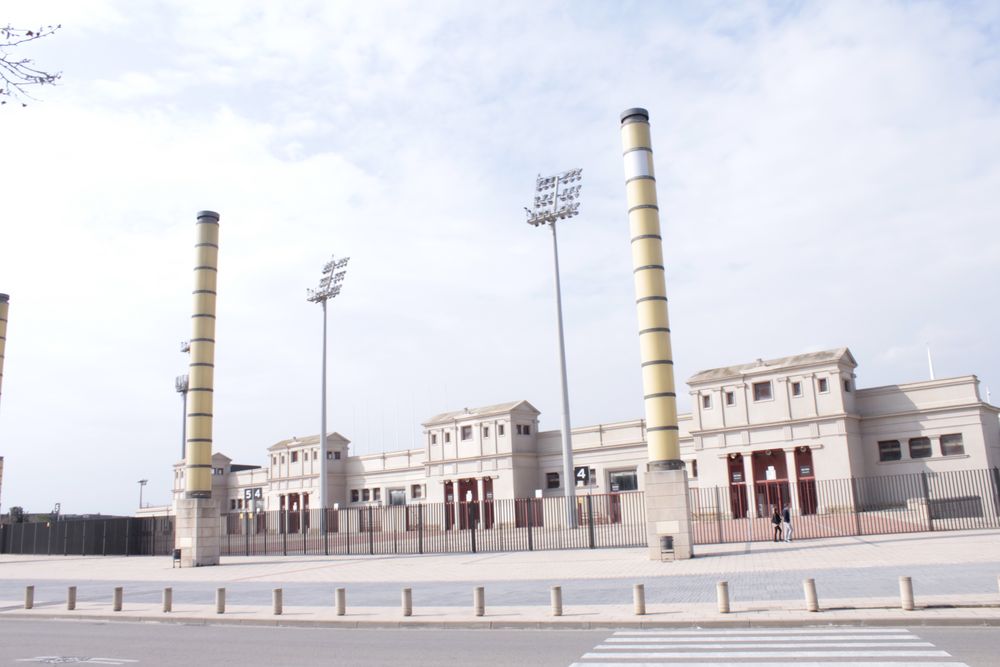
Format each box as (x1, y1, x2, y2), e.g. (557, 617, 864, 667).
(0, 293, 8, 410)
(175, 211, 221, 567)
(620, 108, 693, 560)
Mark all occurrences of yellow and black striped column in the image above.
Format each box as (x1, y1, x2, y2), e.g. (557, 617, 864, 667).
(185, 211, 219, 499)
(0, 293, 8, 410)
(620, 108, 682, 470)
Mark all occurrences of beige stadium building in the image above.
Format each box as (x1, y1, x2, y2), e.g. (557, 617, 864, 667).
(167, 347, 1000, 519)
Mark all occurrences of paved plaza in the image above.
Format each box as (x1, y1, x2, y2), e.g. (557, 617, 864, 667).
(1, 529, 999, 627)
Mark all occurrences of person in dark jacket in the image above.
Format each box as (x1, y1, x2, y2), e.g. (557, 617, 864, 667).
(782, 504, 793, 542)
(771, 506, 782, 542)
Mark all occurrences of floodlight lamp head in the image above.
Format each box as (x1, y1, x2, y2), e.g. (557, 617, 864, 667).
(175, 374, 189, 393)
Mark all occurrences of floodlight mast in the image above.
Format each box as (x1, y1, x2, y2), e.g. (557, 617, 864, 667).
(526, 168, 582, 530)
(307, 255, 349, 551)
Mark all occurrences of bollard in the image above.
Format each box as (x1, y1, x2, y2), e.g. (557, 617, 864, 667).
(402, 588, 412, 617)
(717, 581, 730, 614)
(335, 587, 346, 616)
(633, 584, 646, 616)
(163, 587, 173, 613)
(273, 588, 283, 615)
(474, 586, 485, 617)
(113, 586, 123, 612)
(216, 588, 226, 614)
(24, 585, 34, 610)
(899, 576, 914, 611)
(550, 586, 563, 617)
(803, 578, 819, 612)
(67, 586, 77, 611)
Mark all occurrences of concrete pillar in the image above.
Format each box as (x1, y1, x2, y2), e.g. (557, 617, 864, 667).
(784, 448, 799, 515)
(24, 585, 33, 610)
(473, 586, 484, 617)
(163, 587, 172, 613)
(620, 107, 693, 561)
(67, 586, 76, 611)
(716, 581, 730, 613)
(273, 588, 282, 615)
(633, 584, 646, 615)
(113, 587, 123, 612)
(335, 587, 346, 616)
(900, 576, 914, 611)
(401, 588, 412, 617)
(803, 578, 819, 612)
(550, 586, 562, 616)
(175, 210, 222, 567)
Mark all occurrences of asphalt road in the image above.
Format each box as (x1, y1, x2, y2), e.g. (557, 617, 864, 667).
(0, 621, 997, 666)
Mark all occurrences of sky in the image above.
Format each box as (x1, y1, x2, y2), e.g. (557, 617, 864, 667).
(1, 0, 999, 516)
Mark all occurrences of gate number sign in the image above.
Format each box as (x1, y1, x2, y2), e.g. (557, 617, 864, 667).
(574, 466, 590, 485)
(243, 487, 263, 501)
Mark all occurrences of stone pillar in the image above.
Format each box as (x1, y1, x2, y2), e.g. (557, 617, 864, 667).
(784, 448, 799, 515)
(175, 211, 222, 567)
(620, 108, 692, 560)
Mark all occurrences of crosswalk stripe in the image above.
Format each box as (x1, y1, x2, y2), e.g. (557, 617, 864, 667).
(613, 628, 911, 636)
(596, 642, 935, 649)
(582, 650, 951, 659)
(604, 635, 918, 642)
(570, 663, 970, 667)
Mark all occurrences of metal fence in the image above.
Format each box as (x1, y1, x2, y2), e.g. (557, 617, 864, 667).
(220, 492, 647, 556)
(689, 467, 1000, 544)
(0, 516, 175, 556)
(3, 467, 998, 557)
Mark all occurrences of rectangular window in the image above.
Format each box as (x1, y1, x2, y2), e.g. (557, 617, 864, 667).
(701, 394, 711, 409)
(725, 391, 735, 406)
(431, 433, 437, 444)
(334, 451, 341, 460)
(350, 489, 359, 502)
(290, 451, 298, 463)
(878, 439, 901, 462)
(326, 451, 333, 460)
(388, 489, 406, 506)
(445, 432, 451, 443)
(461, 425, 472, 440)
(909, 437, 931, 459)
(940, 433, 965, 456)
(844, 379, 852, 392)
(691, 460, 699, 478)
(608, 470, 639, 492)
(272, 456, 277, 465)
(312, 450, 318, 460)
(791, 381, 802, 397)
(372, 488, 381, 502)
(410, 484, 422, 499)
(498, 424, 505, 436)
(213, 467, 224, 476)
(818, 377, 829, 393)
(752, 381, 772, 401)
(362, 489, 370, 502)
(230, 499, 237, 510)
(483, 426, 490, 438)
(546, 472, 560, 489)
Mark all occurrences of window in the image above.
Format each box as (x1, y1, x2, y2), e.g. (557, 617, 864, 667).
(334, 451, 341, 460)
(312, 450, 317, 460)
(362, 489, 370, 501)
(230, 499, 237, 510)
(818, 377, 829, 393)
(701, 394, 711, 409)
(483, 426, 490, 438)
(351, 489, 359, 503)
(280, 455, 285, 464)
(940, 433, 965, 456)
(410, 484, 423, 499)
(461, 425, 472, 440)
(291, 451, 298, 463)
(431, 433, 437, 444)
(444, 432, 451, 443)
(844, 379, 852, 392)
(516, 424, 532, 435)
(546, 472, 560, 489)
(212, 467, 224, 476)
(691, 460, 699, 479)
(608, 470, 639, 492)
(326, 450, 333, 460)
(372, 488, 381, 502)
(388, 489, 406, 506)
(752, 381, 772, 401)
(725, 391, 735, 406)
(791, 381, 802, 397)
(908, 437, 931, 458)
(498, 424, 505, 436)
(878, 439, 901, 462)
(272, 456, 277, 465)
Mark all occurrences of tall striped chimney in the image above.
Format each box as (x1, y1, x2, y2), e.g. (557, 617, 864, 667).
(620, 108, 693, 559)
(0, 294, 8, 410)
(185, 211, 219, 499)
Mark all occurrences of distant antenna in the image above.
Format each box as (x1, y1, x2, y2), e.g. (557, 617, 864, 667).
(926, 344, 935, 381)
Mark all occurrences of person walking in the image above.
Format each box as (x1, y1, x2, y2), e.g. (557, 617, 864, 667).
(771, 506, 782, 542)
(782, 504, 793, 543)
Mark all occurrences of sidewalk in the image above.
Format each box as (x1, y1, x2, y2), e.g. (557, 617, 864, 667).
(2, 528, 998, 628)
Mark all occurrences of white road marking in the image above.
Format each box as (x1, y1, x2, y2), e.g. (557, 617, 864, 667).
(583, 650, 951, 659)
(571, 663, 970, 667)
(596, 642, 935, 649)
(15, 659, 139, 665)
(613, 628, 912, 636)
(603, 635, 918, 642)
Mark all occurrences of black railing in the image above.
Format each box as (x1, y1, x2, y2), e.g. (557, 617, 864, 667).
(219, 492, 647, 557)
(0, 516, 175, 556)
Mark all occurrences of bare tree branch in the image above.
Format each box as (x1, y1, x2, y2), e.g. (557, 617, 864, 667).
(1, 23, 62, 107)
